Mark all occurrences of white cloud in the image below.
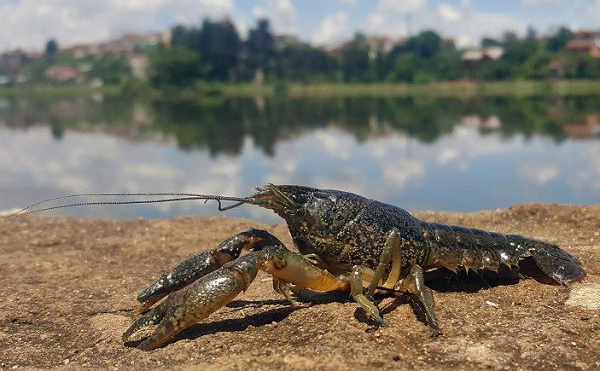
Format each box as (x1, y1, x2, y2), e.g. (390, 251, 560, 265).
(523, 0, 563, 5)
(437, 3, 461, 23)
(585, 0, 600, 22)
(312, 11, 351, 46)
(252, 0, 297, 34)
(518, 163, 559, 185)
(366, 0, 427, 35)
(0, 0, 233, 51)
(377, 0, 427, 14)
(365, 0, 525, 47)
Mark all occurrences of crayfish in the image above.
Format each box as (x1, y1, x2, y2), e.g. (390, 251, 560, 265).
(6, 184, 585, 350)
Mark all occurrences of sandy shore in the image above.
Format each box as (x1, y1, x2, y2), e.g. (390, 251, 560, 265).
(1, 204, 599, 370)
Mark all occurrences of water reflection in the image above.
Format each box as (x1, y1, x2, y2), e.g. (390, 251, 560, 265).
(0, 95, 599, 222)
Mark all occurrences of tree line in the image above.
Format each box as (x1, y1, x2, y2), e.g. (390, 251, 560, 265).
(149, 19, 600, 87)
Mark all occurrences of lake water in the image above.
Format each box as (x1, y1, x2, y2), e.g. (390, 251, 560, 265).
(1, 94, 599, 223)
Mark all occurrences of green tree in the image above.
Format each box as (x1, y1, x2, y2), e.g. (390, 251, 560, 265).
(501, 35, 539, 66)
(150, 46, 205, 87)
(565, 55, 600, 79)
(198, 19, 241, 80)
(431, 50, 463, 80)
(546, 27, 573, 52)
(475, 60, 513, 81)
(405, 30, 443, 58)
(521, 49, 552, 79)
(169, 20, 241, 81)
(89, 55, 131, 85)
(45, 39, 58, 63)
(341, 34, 371, 82)
(481, 37, 501, 48)
(275, 43, 335, 81)
(387, 54, 419, 82)
(247, 19, 276, 75)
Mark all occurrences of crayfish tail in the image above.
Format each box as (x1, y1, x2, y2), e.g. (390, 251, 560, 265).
(531, 242, 586, 285)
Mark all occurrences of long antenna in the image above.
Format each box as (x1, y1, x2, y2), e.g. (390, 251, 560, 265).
(0, 192, 251, 222)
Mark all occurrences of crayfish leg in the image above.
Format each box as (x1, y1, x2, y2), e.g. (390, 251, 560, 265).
(350, 265, 389, 326)
(395, 265, 441, 337)
(366, 228, 403, 296)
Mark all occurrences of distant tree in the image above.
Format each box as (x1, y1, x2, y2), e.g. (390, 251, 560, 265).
(565, 55, 600, 79)
(501, 33, 539, 66)
(546, 27, 573, 52)
(481, 37, 501, 48)
(526, 26, 538, 40)
(341, 33, 371, 82)
(88, 55, 131, 85)
(371, 50, 389, 81)
(475, 60, 513, 81)
(502, 32, 519, 45)
(197, 19, 241, 81)
(171, 25, 190, 48)
(247, 19, 275, 75)
(275, 43, 335, 81)
(387, 54, 419, 82)
(150, 46, 205, 87)
(169, 20, 241, 81)
(45, 39, 58, 62)
(405, 31, 443, 59)
(521, 49, 552, 79)
(431, 50, 463, 80)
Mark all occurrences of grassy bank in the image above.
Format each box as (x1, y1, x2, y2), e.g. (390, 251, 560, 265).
(0, 84, 123, 98)
(1, 79, 599, 99)
(216, 80, 600, 98)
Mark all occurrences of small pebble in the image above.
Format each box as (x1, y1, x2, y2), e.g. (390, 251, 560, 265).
(392, 355, 401, 362)
(229, 344, 244, 353)
(575, 361, 589, 370)
(485, 300, 498, 307)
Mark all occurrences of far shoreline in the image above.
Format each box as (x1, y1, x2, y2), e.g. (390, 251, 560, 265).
(1, 79, 600, 99)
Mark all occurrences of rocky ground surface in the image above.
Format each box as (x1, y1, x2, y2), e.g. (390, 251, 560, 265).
(1, 204, 599, 371)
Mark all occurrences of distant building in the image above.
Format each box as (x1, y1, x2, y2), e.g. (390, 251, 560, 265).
(565, 30, 600, 58)
(563, 115, 600, 139)
(327, 36, 402, 60)
(366, 36, 396, 53)
(548, 58, 566, 78)
(128, 54, 149, 80)
(62, 31, 170, 58)
(274, 34, 301, 49)
(0, 50, 28, 73)
(326, 41, 349, 58)
(461, 47, 504, 65)
(45, 65, 83, 83)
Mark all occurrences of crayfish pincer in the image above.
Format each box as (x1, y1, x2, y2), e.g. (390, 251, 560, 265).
(115, 184, 586, 350)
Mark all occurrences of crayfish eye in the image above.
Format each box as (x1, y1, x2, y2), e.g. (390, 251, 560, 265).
(289, 192, 309, 205)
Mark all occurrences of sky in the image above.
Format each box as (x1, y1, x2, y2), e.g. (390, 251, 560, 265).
(0, 0, 599, 52)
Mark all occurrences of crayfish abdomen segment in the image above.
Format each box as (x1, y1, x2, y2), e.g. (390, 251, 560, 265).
(422, 222, 585, 284)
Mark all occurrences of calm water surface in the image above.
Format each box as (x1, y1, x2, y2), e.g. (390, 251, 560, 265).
(1, 95, 599, 223)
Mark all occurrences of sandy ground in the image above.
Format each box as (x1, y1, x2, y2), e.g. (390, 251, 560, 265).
(1, 204, 599, 371)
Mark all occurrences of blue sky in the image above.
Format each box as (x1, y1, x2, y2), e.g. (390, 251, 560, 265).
(1, 0, 598, 51)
